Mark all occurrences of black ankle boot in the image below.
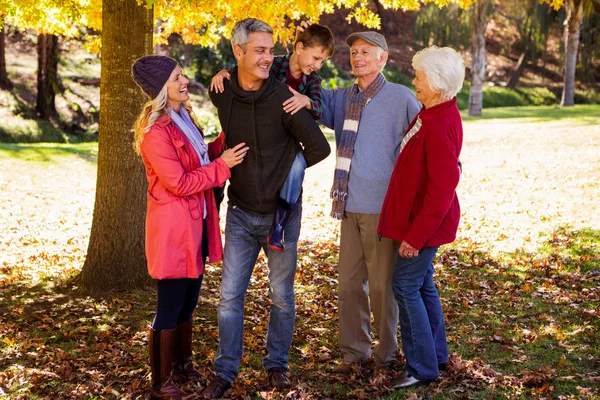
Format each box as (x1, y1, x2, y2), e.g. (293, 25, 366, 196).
(267, 198, 293, 252)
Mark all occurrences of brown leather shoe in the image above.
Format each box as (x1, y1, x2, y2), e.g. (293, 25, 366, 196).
(172, 319, 202, 384)
(375, 359, 403, 374)
(332, 362, 353, 375)
(149, 327, 188, 399)
(201, 375, 231, 399)
(267, 367, 291, 389)
(332, 358, 372, 375)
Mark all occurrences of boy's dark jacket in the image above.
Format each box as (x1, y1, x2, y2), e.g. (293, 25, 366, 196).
(209, 66, 330, 215)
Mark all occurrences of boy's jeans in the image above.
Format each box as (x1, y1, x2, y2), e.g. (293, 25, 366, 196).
(214, 202, 302, 382)
(280, 151, 307, 204)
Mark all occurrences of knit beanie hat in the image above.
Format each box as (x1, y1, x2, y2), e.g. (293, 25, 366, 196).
(131, 55, 178, 99)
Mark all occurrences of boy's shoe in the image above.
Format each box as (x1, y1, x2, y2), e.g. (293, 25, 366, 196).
(267, 198, 293, 252)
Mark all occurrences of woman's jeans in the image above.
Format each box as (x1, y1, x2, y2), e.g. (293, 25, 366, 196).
(279, 151, 307, 204)
(214, 202, 302, 382)
(152, 276, 204, 330)
(393, 246, 448, 381)
(151, 219, 209, 331)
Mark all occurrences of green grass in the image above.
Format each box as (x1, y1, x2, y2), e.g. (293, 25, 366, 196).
(0, 142, 98, 163)
(461, 104, 600, 123)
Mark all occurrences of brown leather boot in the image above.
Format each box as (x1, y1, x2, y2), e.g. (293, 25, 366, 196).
(149, 327, 188, 399)
(172, 319, 202, 384)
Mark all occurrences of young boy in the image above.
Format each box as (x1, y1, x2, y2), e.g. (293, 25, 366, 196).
(210, 23, 335, 252)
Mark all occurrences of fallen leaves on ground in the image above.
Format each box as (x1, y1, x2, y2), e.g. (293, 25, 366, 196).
(1, 118, 599, 398)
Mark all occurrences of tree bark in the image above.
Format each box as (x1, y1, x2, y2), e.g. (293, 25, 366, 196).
(561, 0, 584, 106)
(35, 34, 59, 118)
(468, 0, 489, 117)
(0, 24, 12, 90)
(506, 44, 531, 89)
(80, 0, 154, 294)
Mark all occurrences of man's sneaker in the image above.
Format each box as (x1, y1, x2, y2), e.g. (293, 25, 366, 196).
(267, 367, 291, 389)
(389, 370, 432, 389)
(201, 375, 231, 399)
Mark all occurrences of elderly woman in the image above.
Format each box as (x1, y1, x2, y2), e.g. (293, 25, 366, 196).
(378, 46, 465, 388)
(131, 56, 248, 398)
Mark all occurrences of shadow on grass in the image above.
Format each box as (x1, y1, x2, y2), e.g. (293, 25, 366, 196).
(0, 142, 98, 163)
(0, 227, 597, 399)
(461, 104, 600, 124)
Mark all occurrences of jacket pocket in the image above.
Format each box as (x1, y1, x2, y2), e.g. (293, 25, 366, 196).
(188, 194, 202, 220)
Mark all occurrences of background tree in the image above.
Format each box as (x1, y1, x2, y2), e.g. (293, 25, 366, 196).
(413, 3, 470, 49)
(505, 0, 557, 89)
(467, 0, 563, 115)
(578, 8, 600, 85)
(561, 0, 598, 106)
(468, 0, 492, 116)
(0, 2, 15, 90)
(35, 33, 58, 117)
(1, 0, 98, 117)
(0, 20, 11, 89)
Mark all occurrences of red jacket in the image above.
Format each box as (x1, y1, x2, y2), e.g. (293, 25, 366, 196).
(140, 115, 230, 279)
(378, 98, 463, 250)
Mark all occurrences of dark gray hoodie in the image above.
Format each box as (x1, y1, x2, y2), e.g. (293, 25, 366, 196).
(209, 66, 330, 214)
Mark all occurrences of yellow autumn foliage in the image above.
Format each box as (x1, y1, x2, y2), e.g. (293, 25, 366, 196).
(0, 0, 566, 47)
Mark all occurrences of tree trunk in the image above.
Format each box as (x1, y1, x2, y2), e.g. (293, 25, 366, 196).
(468, 0, 489, 116)
(0, 24, 12, 90)
(561, 0, 584, 106)
(506, 44, 531, 89)
(80, 0, 154, 294)
(183, 43, 194, 67)
(35, 34, 59, 118)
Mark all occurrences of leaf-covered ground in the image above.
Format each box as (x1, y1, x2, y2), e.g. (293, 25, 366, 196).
(0, 107, 599, 399)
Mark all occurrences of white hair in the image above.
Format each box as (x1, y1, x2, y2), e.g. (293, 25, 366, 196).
(412, 46, 465, 100)
(231, 18, 273, 51)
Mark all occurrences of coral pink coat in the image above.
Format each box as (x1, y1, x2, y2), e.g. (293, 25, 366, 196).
(140, 115, 230, 279)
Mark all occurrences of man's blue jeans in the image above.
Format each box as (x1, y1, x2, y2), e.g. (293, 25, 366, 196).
(214, 202, 302, 382)
(393, 246, 448, 381)
(279, 151, 306, 204)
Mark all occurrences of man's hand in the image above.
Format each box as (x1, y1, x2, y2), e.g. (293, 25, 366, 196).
(283, 87, 311, 115)
(295, 20, 312, 41)
(210, 69, 231, 93)
(398, 240, 419, 258)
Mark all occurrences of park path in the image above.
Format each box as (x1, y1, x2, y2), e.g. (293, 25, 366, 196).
(1, 117, 599, 279)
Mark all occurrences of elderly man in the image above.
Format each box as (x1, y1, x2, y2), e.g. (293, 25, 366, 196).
(319, 32, 421, 373)
(202, 18, 330, 399)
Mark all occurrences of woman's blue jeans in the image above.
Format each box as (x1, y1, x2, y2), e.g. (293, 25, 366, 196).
(393, 246, 448, 381)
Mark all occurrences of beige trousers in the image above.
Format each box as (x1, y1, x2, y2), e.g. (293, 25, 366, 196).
(337, 212, 399, 365)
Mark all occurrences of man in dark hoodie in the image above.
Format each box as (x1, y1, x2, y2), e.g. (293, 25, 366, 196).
(202, 18, 330, 399)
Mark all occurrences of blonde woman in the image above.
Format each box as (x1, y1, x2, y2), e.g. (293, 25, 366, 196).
(131, 55, 248, 399)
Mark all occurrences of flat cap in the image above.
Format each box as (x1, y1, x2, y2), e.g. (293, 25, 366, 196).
(346, 31, 388, 52)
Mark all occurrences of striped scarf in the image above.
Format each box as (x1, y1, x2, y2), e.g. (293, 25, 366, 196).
(330, 73, 386, 220)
